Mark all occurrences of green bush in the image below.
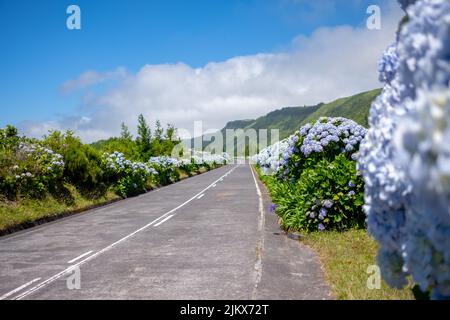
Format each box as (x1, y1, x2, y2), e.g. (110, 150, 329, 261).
(43, 131, 106, 190)
(267, 154, 365, 232)
(0, 139, 65, 199)
(256, 117, 367, 232)
(102, 152, 156, 197)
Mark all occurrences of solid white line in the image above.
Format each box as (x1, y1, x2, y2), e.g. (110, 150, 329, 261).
(197, 193, 205, 199)
(12, 165, 237, 300)
(0, 278, 41, 300)
(153, 214, 174, 227)
(67, 250, 93, 264)
(250, 164, 265, 300)
(250, 165, 264, 232)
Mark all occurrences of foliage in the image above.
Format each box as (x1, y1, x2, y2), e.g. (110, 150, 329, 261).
(276, 117, 366, 181)
(102, 152, 157, 197)
(358, 0, 450, 299)
(255, 117, 366, 232)
(120, 122, 133, 140)
(136, 114, 152, 159)
(147, 156, 180, 186)
(42, 131, 105, 190)
(0, 140, 65, 199)
(263, 154, 365, 232)
(90, 137, 139, 160)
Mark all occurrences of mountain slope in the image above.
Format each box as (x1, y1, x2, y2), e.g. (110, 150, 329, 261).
(300, 88, 381, 129)
(188, 88, 381, 153)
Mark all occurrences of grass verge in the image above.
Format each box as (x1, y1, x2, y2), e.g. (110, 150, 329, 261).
(303, 229, 414, 300)
(0, 184, 119, 235)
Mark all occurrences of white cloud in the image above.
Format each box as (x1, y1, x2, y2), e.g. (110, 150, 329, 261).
(59, 67, 127, 94)
(22, 3, 403, 142)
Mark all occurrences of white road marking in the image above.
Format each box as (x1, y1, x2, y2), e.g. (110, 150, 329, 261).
(0, 278, 41, 300)
(212, 184, 217, 188)
(67, 250, 94, 264)
(197, 193, 205, 199)
(11, 165, 237, 300)
(250, 164, 265, 300)
(153, 214, 174, 227)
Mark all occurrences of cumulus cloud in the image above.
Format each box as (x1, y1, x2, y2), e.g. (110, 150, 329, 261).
(22, 3, 403, 142)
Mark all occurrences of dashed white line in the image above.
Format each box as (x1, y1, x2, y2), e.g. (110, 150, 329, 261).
(9, 165, 237, 300)
(197, 193, 205, 199)
(153, 214, 174, 227)
(0, 278, 41, 300)
(67, 250, 94, 264)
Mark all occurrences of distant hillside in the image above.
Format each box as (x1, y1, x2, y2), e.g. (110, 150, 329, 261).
(300, 89, 381, 130)
(188, 88, 381, 153)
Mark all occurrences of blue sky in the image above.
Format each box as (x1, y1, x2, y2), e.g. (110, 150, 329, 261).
(0, 0, 401, 140)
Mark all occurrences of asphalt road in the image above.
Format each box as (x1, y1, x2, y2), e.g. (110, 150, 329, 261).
(0, 164, 331, 300)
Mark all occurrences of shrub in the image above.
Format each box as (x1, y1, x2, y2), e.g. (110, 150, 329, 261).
(255, 117, 366, 232)
(178, 159, 201, 177)
(268, 154, 365, 232)
(276, 117, 366, 181)
(148, 156, 180, 185)
(43, 131, 105, 190)
(102, 152, 157, 197)
(0, 140, 64, 199)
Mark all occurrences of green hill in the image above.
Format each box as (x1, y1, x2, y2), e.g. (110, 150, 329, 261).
(188, 88, 381, 153)
(300, 88, 381, 130)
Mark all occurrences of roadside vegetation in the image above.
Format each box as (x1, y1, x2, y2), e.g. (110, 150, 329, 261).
(0, 115, 228, 234)
(254, 116, 415, 299)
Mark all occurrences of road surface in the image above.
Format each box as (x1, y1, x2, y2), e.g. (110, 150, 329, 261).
(0, 164, 331, 300)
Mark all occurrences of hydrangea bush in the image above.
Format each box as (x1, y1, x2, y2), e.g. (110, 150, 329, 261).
(148, 156, 181, 185)
(0, 142, 65, 198)
(358, 0, 450, 299)
(268, 154, 365, 232)
(277, 117, 366, 181)
(253, 140, 289, 175)
(103, 151, 157, 197)
(255, 117, 366, 232)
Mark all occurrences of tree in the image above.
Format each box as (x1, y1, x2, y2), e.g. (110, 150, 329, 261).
(120, 122, 132, 140)
(161, 123, 180, 156)
(154, 120, 163, 142)
(136, 114, 152, 159)
(165, 123, 176, 141)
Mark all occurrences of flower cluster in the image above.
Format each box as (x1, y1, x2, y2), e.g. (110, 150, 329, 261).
(195, 152, 229, 166)
(103, 152, 157, 196)
(1, 142, 65, 197)
(299, 117, 365, 157)
(277, 117, 366, 181)
(19, 143, 65, 177)
(358, 0, 450, 299)
(148, 156, 179, 170)
(253, 140, 290, 175)
(306, 199, 334, 230)
(106, 152, 156, 176)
